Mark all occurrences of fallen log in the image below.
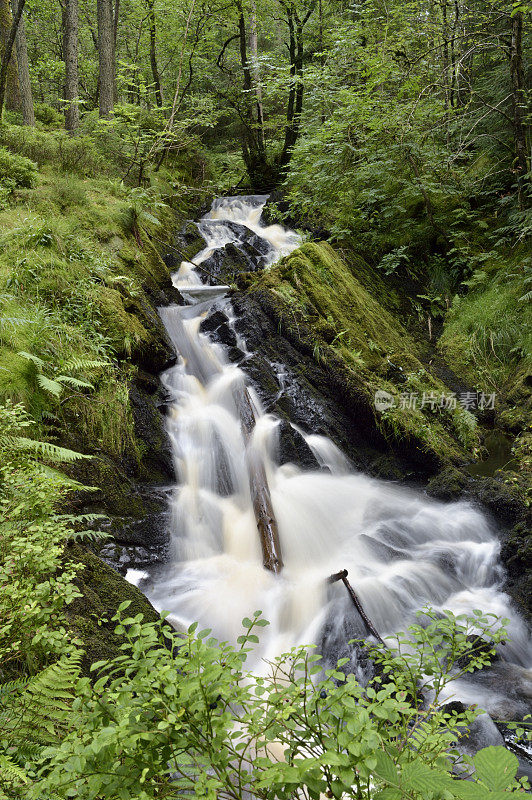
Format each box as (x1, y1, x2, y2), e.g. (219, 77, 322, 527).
(328, 569, 384, 644)
(232, 381, 283, 574)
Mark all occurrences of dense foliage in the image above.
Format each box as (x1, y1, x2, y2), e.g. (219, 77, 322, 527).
(0, 413, 530, 798)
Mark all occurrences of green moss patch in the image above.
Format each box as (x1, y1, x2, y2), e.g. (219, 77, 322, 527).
(250, 242, 479, 464)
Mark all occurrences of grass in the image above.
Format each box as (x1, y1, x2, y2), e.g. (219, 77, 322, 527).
(440, 257, 532, 396)
(0, 121, 201, 463)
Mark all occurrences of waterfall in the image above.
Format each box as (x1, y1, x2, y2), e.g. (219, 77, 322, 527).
(142, 196, 531, 716)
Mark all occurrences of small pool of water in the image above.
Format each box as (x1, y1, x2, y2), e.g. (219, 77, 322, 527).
(467, 430, 518, 477)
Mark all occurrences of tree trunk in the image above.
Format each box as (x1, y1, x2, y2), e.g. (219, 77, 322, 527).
(12, 0, 33, 125)
(279, 5, 310, 170)
(235, 0, 272, 185)
(146, 0, 163, 107)
(64, 0, 79, 133)
(112, 0, 119, 102)
(509, 10, 529, 207)
(248, 0, 265, 152)
(97, 0, 115, 118)
(0, 0, 21, 114)
(0, 0, 23, 118)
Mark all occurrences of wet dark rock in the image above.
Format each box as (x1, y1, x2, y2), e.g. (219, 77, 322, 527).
(129, 382, 175, 482)
(226, 345, 246, 363)
(65, 543, 160, 674)
(500, 518, 532, 618)
(426, 466, 469, 501)
(471, 477, 526, 525)
(170, 220, 205, 263)
(200, 309, 229, 334)
(230, 290, 439, 479)
(201, 240, 267, 285)
(200, 310, 238, 348)
(277, 419, 320, 470)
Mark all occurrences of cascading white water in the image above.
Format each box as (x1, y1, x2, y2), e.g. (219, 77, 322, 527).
(143, 196, 531, 716)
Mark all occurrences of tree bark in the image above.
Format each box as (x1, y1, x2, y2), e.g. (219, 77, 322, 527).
(328, 569, 384, 644)
(12, 0, 33, 125)
(0, 0, 21, 115)
(509, 10, 529, 207)
(97, 0, 115, 118)
(112, 0, 119, 102)
(279, 2, 314, 170)
(0, 0, 23, 118)
(232, 382, 283, 574)
(146, 0, 163, 107)
(64, 0, 79, 133)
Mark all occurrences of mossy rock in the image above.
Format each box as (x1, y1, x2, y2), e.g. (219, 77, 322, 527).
(426, 466, 470, 501)
(65, 543, 160, 673)
(247, 242, 477, 468)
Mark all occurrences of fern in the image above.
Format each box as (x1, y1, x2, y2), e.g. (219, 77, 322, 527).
(36, 374, 63, 397)
(63, 357, 110, 372)
(56, 375, 94, 390)
(0, 655, 82, 746)
(13, 436, 91, 462)
(18, 350, 46, 368)
(0, 752, 29, 786)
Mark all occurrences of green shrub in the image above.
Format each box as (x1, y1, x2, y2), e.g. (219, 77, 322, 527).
(0, 146, 37, 188)
(33, 102, 64, 127)
(0, 125, 57, 165)
(49, 174, 87, 209)
(24, 607, 529, 798)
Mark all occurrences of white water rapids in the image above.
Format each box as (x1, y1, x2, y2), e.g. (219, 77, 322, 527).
(141, 196, 531, 717)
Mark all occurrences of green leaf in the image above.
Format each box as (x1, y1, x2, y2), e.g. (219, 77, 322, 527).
(374, 751, 398, 785)
(401, 761, 453, 795)
(473, 747, 518, 791)
(36, 374, 63, 397)
(374, 790, 402, 800)
(56, 376, 94, 390)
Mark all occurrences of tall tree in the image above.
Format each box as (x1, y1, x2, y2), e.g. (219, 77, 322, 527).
(248, 0, 265, 151)
(0, 0, 21, 114)
(278, 0, 315, 170)
(0, 0, 23, 117)
(146, 0, 163, 107)
(97, 0, 115, 117)
(12, 0, 34, 125)
(64, 0, 79, 132)
(508, 8, 529, 207)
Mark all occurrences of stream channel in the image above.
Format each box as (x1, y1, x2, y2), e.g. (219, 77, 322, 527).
(129, 195, 531, 760)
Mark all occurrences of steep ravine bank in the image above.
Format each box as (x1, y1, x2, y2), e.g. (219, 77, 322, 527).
(62, 219, 208, 663)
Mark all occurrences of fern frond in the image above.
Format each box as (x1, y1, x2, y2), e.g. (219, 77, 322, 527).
(69, 529, 110, 542)
(518, 290, 532, 303)
(13, 437, 91, 462)
(0, 677, 26, 697)
(36, 374, 63, 397)
(0, 752, 29, 785)
(56, 376, 94, 390)
(17, 350, 45, 368)
(63, 357, 110, 372)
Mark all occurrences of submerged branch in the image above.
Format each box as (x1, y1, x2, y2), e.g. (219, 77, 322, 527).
(328, 569, 384, 644)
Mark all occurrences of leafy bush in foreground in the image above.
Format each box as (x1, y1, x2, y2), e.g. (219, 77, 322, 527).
(7, 607, 526, 799)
